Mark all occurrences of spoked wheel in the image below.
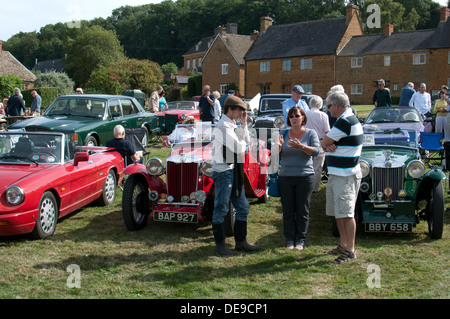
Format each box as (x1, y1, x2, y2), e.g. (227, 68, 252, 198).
(97, 170, 117, 206)
(31, 191, 58, 239)
(428, 181, 444, 239)
(122, 174, 150, 231)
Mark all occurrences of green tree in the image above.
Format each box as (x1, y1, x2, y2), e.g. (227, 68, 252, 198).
(86, 58, 163, 95)
(0, 75, 22, 99)
(33, 71, 75, 96)
(161, 62, 178, 75)
(65, 25, 125, 87)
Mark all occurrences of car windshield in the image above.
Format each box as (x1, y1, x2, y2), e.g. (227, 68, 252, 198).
(259, 98, 285, 112)
(0, 133, 64, 164)
(166, 101, 195, 110)
(365, 107, 421, 124)
(169, 122, 214, 146)
(46, 98, 106, 118)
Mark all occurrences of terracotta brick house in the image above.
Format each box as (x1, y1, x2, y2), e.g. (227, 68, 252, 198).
(180, 35, 214, 76)
(201, 25, 258, 97)
(0, 41, 36, 89)
(337, 7, 450, 104)
(244, 5, 364, 99)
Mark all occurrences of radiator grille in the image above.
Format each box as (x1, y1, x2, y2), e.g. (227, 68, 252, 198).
(166, 162, 199, 202)
(372, 166, 405, 200)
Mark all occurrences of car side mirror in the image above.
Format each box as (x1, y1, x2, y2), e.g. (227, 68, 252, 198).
(74, 152, 89, 166)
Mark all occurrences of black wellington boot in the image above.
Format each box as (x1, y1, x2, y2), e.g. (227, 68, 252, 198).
(212, 223, 235, 256)
(234, 220, 260, 252)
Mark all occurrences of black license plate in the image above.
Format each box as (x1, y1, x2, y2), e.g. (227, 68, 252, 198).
(154, 211, 198, 223)
(365, 222, 412, 233)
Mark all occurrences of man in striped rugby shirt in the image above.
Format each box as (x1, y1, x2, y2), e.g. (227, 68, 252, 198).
(321, 91, 363, 264)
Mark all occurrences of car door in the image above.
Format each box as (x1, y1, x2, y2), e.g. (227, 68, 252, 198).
(97, 99, 124, 145)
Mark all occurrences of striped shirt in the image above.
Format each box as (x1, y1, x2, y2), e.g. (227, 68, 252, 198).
(325, 109, 363, 176)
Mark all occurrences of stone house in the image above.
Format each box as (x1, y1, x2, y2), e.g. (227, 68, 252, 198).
(336, 7, 450, 104)
(244, 5, 364, 99)
(0, 41, 36, 89)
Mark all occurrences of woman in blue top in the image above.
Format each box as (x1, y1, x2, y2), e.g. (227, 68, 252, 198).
(276, 106, 320, 250)
(158, 90, 168, 111)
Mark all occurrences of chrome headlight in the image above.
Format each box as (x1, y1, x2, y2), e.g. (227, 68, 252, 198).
(407, 160, 425, 178)
(201, 159, 213, 177)
(274, 116, 285, 129)
(146, 157, 164, 176)
(180, 114, 187, 121)
(359, 160, 370, 178)
(195, 190, 207, 203)
(6, 186, 24, 206)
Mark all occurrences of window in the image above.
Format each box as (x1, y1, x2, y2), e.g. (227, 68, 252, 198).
(260, 61, 270, 72)
(186, 59, 190, 70)
(301, 58, 312, 70)
(220, 84, 229, 95)
(260, 84, 270, 94)
(351, 84, 363, 95)
(199, 58, 202, 67)
(393, 83, 398, 92)
(301, 84, 312, 93)
(448, 51, 450, 64)
(283, 60, 291, 71)
(448, 78, 450, 88)
(120, 99, 137, 116)
(193, 59, 196, 69)
(384, 55, 391, 66)
(351, 57, 362, 68)
(413, 53, 426, 65)
(222, 63, 228, 75)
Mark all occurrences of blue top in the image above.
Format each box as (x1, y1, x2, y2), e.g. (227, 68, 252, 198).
(399, 86, 415, 106)
(282, 98, 309, 126)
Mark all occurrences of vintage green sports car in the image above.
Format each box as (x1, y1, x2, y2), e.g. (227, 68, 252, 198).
(8, 94, 158, 147)
(336, 130, 445, 239)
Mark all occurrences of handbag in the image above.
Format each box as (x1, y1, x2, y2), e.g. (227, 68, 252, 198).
(267, 129, 289, 198)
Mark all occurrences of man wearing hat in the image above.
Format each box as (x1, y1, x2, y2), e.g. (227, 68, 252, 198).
(282, 85, 309, 125)
(211, 95, 260, 256)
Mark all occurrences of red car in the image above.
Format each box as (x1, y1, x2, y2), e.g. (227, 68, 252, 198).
(122, 123, 271, 233)
(0, 132, 124, 239)
(157, 101, 200, 133)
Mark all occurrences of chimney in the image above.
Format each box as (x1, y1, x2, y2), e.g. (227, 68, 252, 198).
(440, 7, 450, 22)
(218, 26, 227, 37)
(250, 30, 259, 41)
(226, 23, 238, 35)
(346, 4, 359, 24)
(260, 16, 273, 33)
(384, 23, 394, 36)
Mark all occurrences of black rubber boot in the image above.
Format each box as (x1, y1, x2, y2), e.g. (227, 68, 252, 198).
(212, 223, 235, 256)
(234, 220, 260, 252)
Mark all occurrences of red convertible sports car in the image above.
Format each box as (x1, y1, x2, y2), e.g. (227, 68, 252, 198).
(122, 122, 270, 234)
(0, 131, 124, 239)
(157, 101, 200, 133)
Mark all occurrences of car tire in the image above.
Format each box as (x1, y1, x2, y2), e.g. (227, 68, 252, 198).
(122, 174, 150, 231)
(224, 201, 235, 237)
(97, 170, 117, 206)
(31, 191, 58, 239)
(85, 136, 98, 147)
(428, 181, 444, 239)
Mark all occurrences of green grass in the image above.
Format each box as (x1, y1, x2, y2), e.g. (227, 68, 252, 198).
(0, 144, 449, 300)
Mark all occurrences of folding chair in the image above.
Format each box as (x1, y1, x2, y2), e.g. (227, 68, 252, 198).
(419, 132, 445, 168)
(164, 114, 179, 133)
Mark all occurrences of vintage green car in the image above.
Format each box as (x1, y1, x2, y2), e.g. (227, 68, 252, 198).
(334, 129, 445, 239)
(8, 94, 158, 146)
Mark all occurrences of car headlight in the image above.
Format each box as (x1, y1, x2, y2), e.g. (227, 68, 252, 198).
(274, 116, 285, 129)
(407, 160, 425, 178)
(359, 160, 370, 178)
(146, 157, 164, 176)
(195, 190, 207, 203)
(201, 159, 213, 177)
(180, 114, 187, 121)
(6, 185, 24, 206)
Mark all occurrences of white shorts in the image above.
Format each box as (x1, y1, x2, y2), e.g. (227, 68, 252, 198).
(326, 174, 361, 219)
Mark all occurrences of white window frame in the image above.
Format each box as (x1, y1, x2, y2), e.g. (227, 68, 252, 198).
(384, 55, 391, 66)
(193, 59, 196, 69)
(301, 58, 312, 70)
(220, 84, 229, 95)
(198, 58, 202, 67)
(221, 63, 228, 75)
(186, 59, 190, 70)
(413, 53, 426, 65)
(260, 61, 270, 73)
(351, 57, 362, 68)
(351, 84, 363, 95)
(283, 60, 291, 71)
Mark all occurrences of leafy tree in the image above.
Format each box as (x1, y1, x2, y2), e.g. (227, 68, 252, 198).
(33, 71, 75, 96)
(86, 58, 163, 95)
(161, 62, 178, 75)
(0, 75, 22, 99)
(65, 25, 125, 87)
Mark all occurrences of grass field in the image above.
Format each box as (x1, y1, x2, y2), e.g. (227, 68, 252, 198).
(0, 109, 449, 300)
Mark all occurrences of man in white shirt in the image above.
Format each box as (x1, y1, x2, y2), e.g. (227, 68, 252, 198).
(409, 83, 432, 117)
(304, 96, 330, 192)
(211, 95, 259, 256)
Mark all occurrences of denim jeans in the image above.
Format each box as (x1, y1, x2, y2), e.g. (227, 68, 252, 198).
(212, 170, 250, 224)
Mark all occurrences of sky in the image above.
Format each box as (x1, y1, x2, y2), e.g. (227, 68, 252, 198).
(0, 0, 162, 41)
(0, 0, 448, 41)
